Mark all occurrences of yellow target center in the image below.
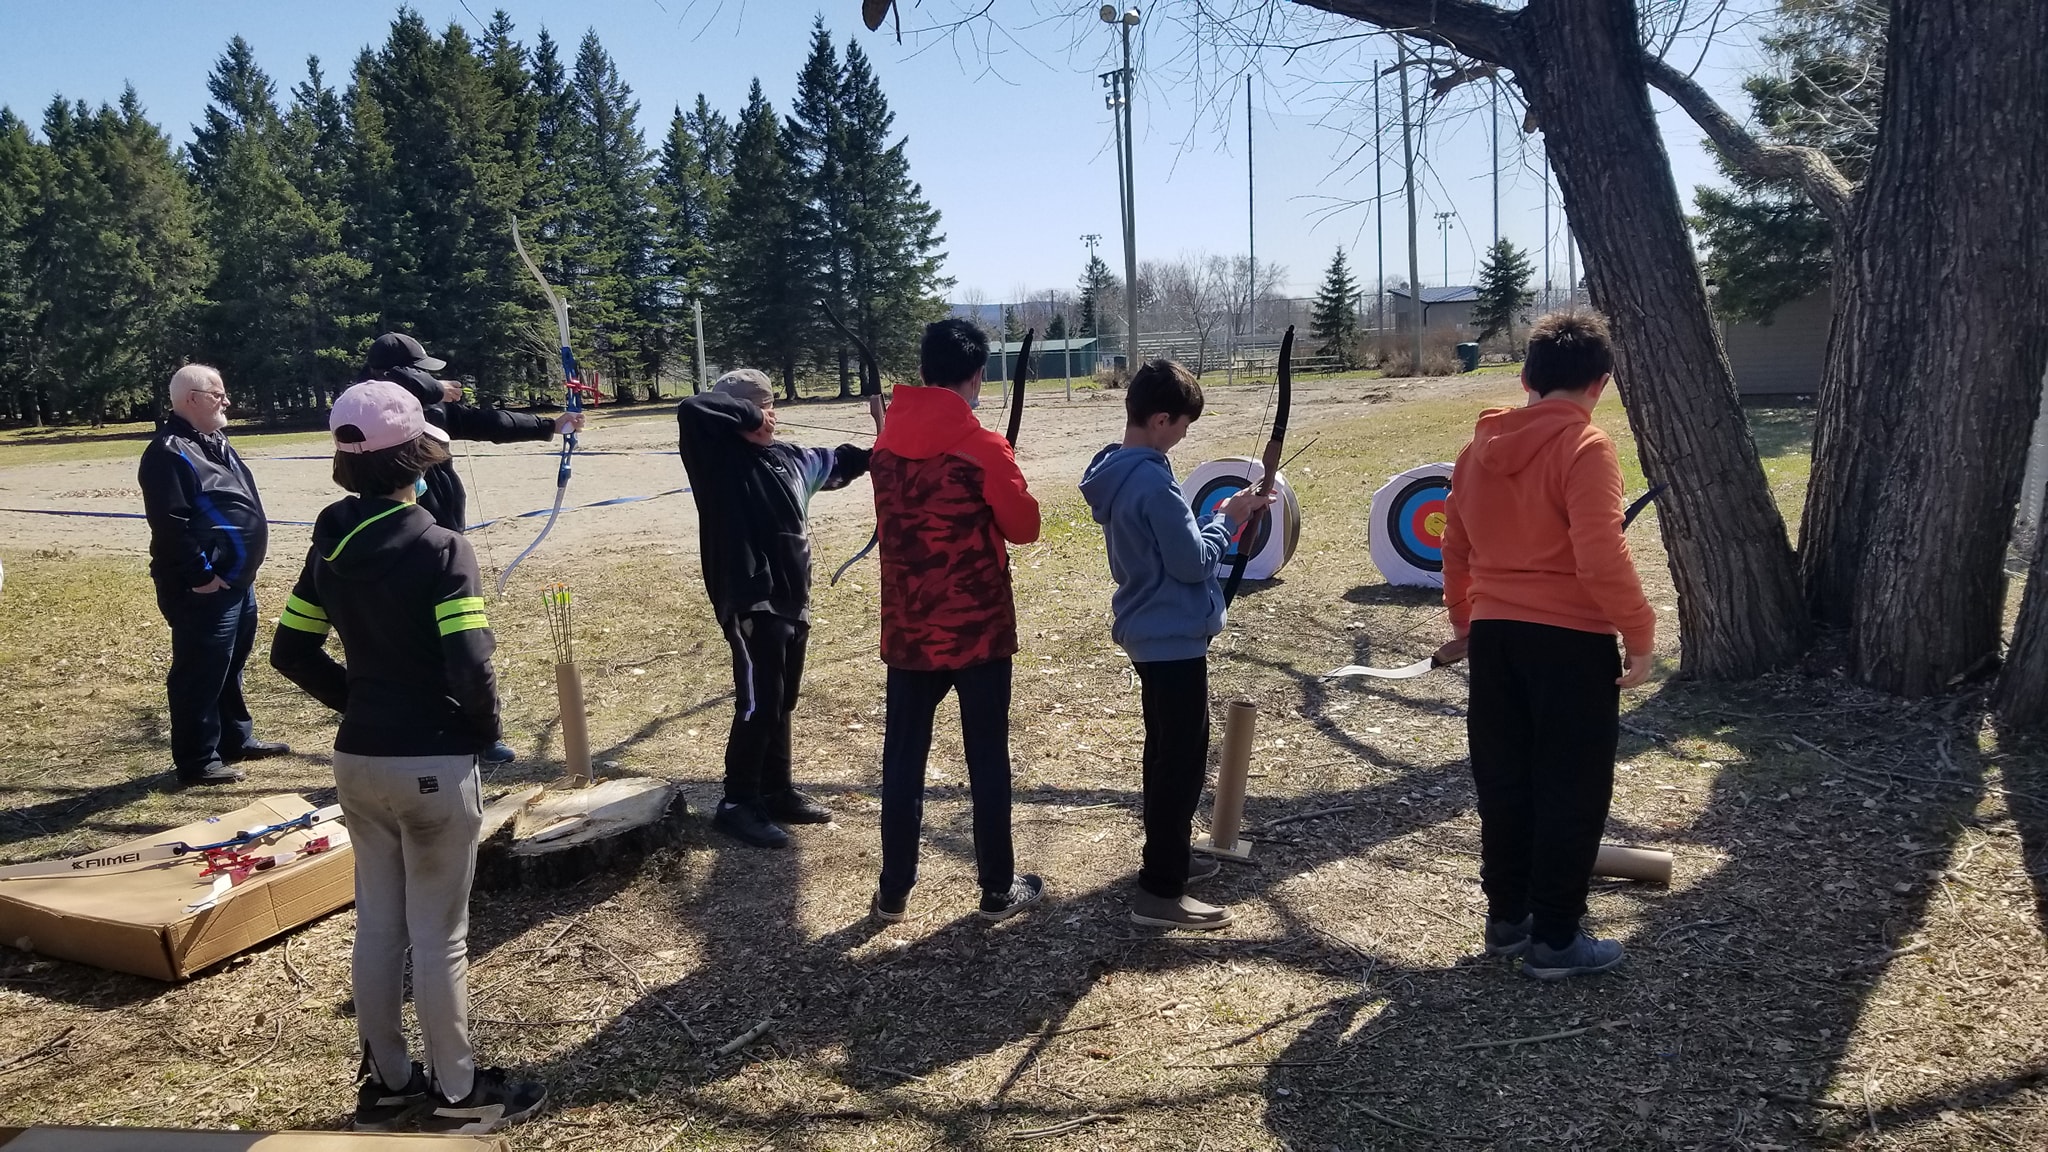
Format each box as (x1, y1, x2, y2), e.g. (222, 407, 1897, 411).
(1423, 510, 1447, 540)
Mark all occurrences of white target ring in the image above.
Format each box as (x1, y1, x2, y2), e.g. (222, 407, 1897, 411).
(1370, 463, 1455, 588)
(1185, 457, 1302, 583)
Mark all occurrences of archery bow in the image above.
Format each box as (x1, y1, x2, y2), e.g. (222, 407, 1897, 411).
(823, 299, 886, 586)
(496, 216, 585, 597)
(1006, 328, 1034, 448)
(1221, 325, 1293, 606)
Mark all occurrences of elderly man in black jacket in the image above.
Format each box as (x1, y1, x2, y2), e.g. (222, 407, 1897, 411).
(138, 364, 290, 786)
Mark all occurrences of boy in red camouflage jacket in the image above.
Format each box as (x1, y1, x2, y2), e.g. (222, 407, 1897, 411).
(869, 318, 1045, 923)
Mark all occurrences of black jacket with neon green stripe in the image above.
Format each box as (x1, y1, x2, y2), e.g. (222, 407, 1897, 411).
(269, 496, 501, 756)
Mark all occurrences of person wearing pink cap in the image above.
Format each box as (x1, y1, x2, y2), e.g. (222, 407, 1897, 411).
(269, 380, 545, 1134)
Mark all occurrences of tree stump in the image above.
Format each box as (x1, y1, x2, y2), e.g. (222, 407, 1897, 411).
(473, 777, 688, 891)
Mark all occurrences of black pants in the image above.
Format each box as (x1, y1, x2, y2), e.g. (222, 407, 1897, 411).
(1133, 657, 1209, 898)
(721, 612, 808, 803)
(878, 659, 1015, 900)
(1466, 619, 1621, 949)
(156, 583, 258, 777)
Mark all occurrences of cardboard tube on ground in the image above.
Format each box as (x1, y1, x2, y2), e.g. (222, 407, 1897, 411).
(1195, 699, 1258, 861)
(556, 661, 592, 786)
(1593, 843, 1672, 885)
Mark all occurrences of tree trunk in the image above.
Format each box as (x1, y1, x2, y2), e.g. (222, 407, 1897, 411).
(1813, 0, 2048, 697)
(1515, 0, 1807, 677)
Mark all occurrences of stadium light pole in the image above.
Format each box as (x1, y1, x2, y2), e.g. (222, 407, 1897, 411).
(1102, 5, 1141, 368)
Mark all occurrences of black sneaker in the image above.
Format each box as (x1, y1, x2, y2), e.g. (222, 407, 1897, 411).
(176, 762, 246, 786)
(713, 801, 790, 849)
(1484, 914, 1535, 958)
(1521, 933, 1626, 981)
(872, 890, 908, 923)
(420, 1067, 547, 1134)
(353, 1059, 429, 1132)
(221, 739, 291, 763)
(762, 788, 833, 825)
(482, 742, 517, 765)
(978, 874, 1045, 921)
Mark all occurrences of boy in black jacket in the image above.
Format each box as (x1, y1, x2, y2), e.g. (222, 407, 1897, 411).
(676, 368, 871, 849)
(271, 380, 544, 1135)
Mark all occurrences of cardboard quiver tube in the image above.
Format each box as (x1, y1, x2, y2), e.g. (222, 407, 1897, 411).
(556, 660, 592, 786)
(1196, 698, 1258, 861)
(1593, 843, 1673, 885)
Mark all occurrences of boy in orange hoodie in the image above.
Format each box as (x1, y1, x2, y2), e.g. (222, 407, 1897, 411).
(1436, 310, 1656, 981)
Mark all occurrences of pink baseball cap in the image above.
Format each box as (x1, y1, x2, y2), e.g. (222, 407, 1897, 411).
(330, 380, 451, 454)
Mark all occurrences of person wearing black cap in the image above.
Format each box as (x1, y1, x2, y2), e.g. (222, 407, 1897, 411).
(359, 333, 586, 538)
(359, 333, 587, 766)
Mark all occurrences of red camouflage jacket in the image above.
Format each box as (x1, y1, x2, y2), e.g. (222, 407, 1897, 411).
(871, 384, 1041, 670)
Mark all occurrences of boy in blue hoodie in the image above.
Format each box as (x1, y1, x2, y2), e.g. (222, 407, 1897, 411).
(1080, 359, 1272, 930)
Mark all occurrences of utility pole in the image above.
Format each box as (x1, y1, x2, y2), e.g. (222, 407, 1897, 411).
(692, 299, 706, 394)
(1375, 59, 1385, 337)
(1435, 211, 1456, 288)
(1542, 151, 1553, 311)
(1246, 73, 1255, 344)
(1398, 35, 1423, 369)
(1081, 233, 1101, 262)
(1101, 6, 1141, 367)
(1490, 81, 1500, 246)
(1566, 222, 1577, 308)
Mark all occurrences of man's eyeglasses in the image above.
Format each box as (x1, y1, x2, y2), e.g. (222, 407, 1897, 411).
(191, 391, 229, 404)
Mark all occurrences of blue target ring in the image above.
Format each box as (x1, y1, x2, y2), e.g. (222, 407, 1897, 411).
(1386, 475, 1451, 572)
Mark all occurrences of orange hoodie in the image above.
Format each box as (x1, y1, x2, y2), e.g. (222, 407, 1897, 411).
(1440, 401, 1656, 655)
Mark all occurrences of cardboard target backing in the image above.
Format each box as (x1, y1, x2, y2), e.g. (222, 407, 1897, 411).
(1370, 463, 1454, 588)
(1185, 457, 1302, 582)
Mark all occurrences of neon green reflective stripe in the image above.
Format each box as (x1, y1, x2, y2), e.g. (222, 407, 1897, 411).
(435, 596, 488, 621)
(285, 594, 328, 621)
(437, 612, 489, 637)
(322, 503, 410, 562)
(277, 609, 331, 635)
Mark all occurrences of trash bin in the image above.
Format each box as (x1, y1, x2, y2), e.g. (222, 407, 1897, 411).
(1455, 342, 1481, 373)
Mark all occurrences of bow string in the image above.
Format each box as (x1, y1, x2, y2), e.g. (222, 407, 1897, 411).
(495, 216, 584, 596)
(824, 300, 886, 586)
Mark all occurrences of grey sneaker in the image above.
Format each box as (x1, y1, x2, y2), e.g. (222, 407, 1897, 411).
(979, 874, 1046, 921)
(1484, 914, 1535, 957)
(1521, 933, 1626, 981)
(1186, 850, 1222, 886)
(872, 890, 907, 923)
(1130, 890, 1234, 931)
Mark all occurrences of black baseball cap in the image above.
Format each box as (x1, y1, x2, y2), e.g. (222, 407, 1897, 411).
(366, 332, 447, 373)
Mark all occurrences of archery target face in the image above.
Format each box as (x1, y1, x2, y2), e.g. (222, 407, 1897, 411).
(1370, 463, 1456, 588)
(1185, 457, 1301, 583)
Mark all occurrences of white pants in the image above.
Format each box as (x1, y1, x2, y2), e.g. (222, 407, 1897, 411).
(334, 751, 482, 1100)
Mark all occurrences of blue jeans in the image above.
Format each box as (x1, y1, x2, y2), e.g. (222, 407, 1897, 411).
(155, 583, 257, 776)
(878, 658, 1015, 900)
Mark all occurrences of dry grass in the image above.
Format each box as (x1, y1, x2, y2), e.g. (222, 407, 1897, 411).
(3, 388, 2046, 1150)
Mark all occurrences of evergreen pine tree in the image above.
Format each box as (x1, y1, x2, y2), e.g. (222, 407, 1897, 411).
(1003, 305, 1024, 342)
(0, 108, 43, 423)
(567, 29, 664, 395)
(1309, 248, 1360, 368)
(791, 20, 849, 394)
(189, 36, 281, 197)
(710, 80, 811, 398)
(834, 39, 947, 380)
(1472, 238, 1535, 350)
(24, 92, 207, 422)
(654, 102, 720, 385)
(1077, 253, 1113, 338)
(686, 94, 733, 180)
(1046, 312, 1067, 340)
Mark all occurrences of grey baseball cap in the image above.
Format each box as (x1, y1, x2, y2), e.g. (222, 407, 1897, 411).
(712, 368, 774, 407)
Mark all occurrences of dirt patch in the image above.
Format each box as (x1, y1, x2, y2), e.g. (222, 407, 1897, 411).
(2, 376, 2044, 1150)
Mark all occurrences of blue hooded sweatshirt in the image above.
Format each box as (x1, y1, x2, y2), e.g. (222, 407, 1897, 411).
(1079, 443, 1238, 662)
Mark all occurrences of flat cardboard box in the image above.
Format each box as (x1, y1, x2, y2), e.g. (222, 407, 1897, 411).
(0, 794, 354, 981)
(0, 1130, 506, 1150)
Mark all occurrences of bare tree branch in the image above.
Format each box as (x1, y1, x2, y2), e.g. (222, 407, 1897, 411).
(1641, 53, 1855, 231)
(1286, 0, 1527, 70)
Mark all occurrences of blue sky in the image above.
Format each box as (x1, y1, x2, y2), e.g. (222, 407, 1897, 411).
(0, 1, 1766, 300)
